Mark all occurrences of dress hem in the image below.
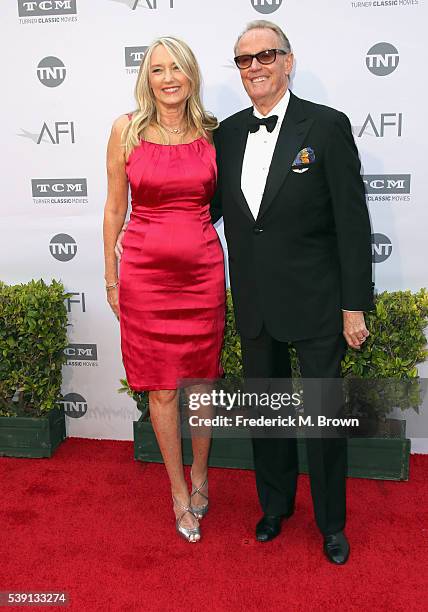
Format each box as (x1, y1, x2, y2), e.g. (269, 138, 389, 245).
(128, 374, 223, 393)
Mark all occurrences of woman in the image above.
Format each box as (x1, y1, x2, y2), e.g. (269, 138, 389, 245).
(103, 37, 225, 542)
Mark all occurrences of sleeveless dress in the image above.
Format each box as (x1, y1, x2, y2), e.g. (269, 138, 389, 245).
(119, 136, 225, 391)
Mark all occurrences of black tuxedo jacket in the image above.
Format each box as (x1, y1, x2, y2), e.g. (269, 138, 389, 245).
(211, 91, 374, 342)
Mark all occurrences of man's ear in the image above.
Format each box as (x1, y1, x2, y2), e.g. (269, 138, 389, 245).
(285, 52, 294, 77)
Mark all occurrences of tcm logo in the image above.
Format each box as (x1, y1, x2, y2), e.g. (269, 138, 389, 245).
(18, 0, 77, 16)
(64, 344, 98, 366)
(366, 43, 399, 76)
(65, 292, 86, 313)
(356, 113, 402, 137)
(60, 392, 87, 419)
(37, 56, 66, 87)
(363, 175, 411, 194)
(49, 233, 77, 261)
(125, 46, 148, 68)
(32, 179, 87, 197)
(251, 0, 282, 13)
(372, 233, 392, 263)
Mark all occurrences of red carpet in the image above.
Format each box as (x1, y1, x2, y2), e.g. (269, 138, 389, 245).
(1, 439, 427, 612)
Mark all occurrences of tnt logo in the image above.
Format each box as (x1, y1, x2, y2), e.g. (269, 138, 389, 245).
(372, 233, 392, 263)
(49, 233, 77, 261)
(251, 0, 282, 13)
(37, 56, 66, 87)
(59, 393, 87, 419)
(366, 43, 399, 76)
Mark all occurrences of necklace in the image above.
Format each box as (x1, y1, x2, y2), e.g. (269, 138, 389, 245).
(160, 123, 187, 135)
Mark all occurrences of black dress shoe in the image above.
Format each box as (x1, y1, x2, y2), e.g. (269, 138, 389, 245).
(256, 515, 283, 542)
(323, 531, 350, 564)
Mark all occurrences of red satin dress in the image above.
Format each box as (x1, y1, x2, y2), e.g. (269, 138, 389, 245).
(119, 136, 225, 391)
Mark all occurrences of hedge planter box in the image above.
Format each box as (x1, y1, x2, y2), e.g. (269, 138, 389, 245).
(134, 416, 410, 481)
(0, 407, 66, 458)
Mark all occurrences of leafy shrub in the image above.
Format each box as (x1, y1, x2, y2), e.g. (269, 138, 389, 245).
(0, 279, 68, 417)
(342, 289, 428, 378)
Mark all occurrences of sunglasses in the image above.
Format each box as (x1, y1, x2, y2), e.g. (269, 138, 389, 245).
(234, 48, 287, 70)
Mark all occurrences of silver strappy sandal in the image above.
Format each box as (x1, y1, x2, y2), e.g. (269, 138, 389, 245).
(190, 473, 209, 519)
(173, 497, 200, 542)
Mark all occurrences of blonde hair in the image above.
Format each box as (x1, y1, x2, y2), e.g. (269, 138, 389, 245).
(122, 36, 218, 159)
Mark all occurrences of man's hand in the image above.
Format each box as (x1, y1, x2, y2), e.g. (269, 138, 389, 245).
(115, 222, 128, 262)
(342, 311, 369, 350)
(106, 287, 119, 320)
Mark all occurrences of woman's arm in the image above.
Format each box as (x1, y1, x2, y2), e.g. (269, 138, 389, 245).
(102, 114, 129, 318)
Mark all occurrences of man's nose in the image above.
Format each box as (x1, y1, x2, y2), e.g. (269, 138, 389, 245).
(248, 57, 261, 71)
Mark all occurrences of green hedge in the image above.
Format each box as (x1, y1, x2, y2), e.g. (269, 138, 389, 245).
(0, 279, 68, 417)
(121, 288, 428, 417)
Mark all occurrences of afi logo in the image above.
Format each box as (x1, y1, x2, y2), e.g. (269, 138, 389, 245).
(130, 0, 174, 8)
(38, 122, 75, 144)
(18, 0, 77, 16)
(251, 0, 282, 14)
(366, 43, 399, 76)
(372, 233, 392, 263)
(65, 292, 86, 313)
(357, 113, 402, 138)
(37, 57, 66, 87)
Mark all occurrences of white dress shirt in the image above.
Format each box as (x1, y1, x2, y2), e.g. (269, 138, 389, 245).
(241, 89, 290, 220)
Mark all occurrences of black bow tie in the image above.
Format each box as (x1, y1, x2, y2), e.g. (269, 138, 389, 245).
(248, 114, 278, 134)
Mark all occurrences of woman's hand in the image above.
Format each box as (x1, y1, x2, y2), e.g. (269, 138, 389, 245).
(107, 286, 120, 320)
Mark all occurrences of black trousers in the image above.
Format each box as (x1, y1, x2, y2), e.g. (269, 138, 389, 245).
(240, 326, 347, 536)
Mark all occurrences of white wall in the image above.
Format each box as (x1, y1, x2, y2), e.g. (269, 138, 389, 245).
(1, 0, 426, 449)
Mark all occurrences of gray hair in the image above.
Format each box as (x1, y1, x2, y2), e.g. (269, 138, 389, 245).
(234, 20, 292, 55)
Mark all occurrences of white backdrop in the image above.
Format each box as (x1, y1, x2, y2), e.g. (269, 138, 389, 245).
(1, 0, 427, 451)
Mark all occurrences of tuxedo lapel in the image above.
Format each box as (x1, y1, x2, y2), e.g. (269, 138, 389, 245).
(257, 93, 314, 221)
(226, 108, 255, 223)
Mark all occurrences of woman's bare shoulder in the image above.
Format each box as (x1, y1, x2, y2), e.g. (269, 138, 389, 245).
(112, 113, 132, 134)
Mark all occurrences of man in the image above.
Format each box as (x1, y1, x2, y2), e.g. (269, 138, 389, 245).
(211, 20, 373, 564)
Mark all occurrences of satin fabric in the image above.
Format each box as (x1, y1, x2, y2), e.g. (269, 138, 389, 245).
(119, 137, 225, 391)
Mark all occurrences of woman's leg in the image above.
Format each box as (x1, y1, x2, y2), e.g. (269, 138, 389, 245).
(187, 384, 212, 512)
(149, 389, 199, 540)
